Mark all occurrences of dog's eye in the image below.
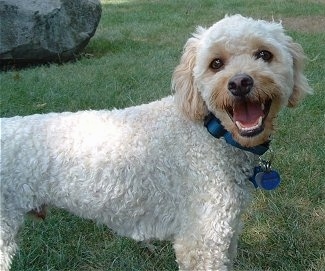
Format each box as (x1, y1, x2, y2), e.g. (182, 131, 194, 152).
(255, 50, 273, 62)
(210, 58, 224, 71)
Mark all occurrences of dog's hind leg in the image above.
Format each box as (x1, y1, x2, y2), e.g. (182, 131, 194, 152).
(0, 208, 26, 271)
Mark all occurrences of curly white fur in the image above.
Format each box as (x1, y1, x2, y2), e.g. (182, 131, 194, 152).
(0, 15, 312, 270)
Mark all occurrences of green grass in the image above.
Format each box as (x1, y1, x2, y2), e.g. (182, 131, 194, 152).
(1, 0, 324, 270)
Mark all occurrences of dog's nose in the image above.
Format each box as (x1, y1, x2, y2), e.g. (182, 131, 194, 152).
(228, 74, 254, 96)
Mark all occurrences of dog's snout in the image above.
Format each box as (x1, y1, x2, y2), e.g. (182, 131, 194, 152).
(228, 74, 254, 96)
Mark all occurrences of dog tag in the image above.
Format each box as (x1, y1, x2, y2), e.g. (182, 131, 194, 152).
(249, 157, 281, 190)
(255, 169, 281, 190)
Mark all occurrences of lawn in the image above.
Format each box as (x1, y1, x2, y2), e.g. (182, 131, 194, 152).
(1, 0, 324, 270)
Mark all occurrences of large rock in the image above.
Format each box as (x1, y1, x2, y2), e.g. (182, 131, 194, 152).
(0, 0, 101, 63)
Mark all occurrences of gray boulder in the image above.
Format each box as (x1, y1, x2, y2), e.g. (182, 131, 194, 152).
(0, 0, 101, 63)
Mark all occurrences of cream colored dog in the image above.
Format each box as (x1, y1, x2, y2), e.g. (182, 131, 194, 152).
(0, 15, 312, 270)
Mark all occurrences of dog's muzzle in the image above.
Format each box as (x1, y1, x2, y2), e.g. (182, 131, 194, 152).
(227, 73, 272, 137)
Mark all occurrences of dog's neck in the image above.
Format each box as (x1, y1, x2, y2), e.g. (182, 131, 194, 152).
(204, 112, 270, 156)
(204, 112, 282, 190)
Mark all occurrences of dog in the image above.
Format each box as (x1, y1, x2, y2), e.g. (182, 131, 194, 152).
(0, 15, 312, 270)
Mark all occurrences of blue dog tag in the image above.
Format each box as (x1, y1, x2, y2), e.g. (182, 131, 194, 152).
(249, 165, 281, 190)
(255, 170, 281, 190)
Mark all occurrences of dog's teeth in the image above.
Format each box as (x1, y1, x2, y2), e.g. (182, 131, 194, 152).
(261, 103, 265, 111)
(235, 116, 263, 131)
(257, 116, 262, 126)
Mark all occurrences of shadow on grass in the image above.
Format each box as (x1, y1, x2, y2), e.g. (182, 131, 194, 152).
(12, 208, 178, 271)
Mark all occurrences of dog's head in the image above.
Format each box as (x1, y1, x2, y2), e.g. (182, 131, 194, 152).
(172, 14, 312, 147)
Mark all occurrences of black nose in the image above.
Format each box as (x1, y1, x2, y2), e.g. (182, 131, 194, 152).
(228, 74, 254, 96)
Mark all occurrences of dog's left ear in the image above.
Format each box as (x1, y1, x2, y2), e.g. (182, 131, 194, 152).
(286, 38, 313, 107)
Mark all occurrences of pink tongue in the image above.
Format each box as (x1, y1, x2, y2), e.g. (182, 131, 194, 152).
(233, 101, 264, 127)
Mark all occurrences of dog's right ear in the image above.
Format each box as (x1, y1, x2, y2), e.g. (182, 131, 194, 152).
(172, 34, 207, 121)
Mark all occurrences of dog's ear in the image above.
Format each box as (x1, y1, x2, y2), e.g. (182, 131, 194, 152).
(172, 34, 207, 121)
(286, 39, 313, 107)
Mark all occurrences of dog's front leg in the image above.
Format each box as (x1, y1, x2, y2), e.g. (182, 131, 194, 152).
(174, 238, 234, 271)
(173, 208, 242, 271)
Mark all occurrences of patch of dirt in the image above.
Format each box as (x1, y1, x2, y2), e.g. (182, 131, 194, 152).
(282, 16, 325, 33)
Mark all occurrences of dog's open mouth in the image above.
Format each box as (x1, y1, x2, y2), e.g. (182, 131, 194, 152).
(227, 99, 272, 137)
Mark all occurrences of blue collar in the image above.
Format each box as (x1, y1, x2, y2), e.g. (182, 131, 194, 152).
(204, 112, 270, 156)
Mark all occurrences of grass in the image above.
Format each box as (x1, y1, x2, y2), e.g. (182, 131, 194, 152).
(1, 0, 324, 270)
